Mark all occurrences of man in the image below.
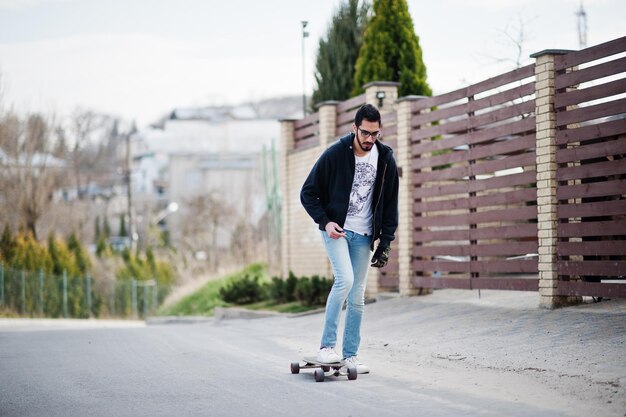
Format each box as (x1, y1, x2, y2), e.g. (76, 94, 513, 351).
(300, 103, 399, 373)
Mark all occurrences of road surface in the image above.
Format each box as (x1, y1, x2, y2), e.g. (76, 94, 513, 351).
(1, 290, 625, 417)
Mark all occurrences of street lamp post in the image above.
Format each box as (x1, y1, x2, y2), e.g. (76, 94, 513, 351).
(301, 21, 309, 118)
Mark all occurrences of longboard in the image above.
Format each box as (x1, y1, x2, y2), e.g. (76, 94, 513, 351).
(290, 356, 357, 382)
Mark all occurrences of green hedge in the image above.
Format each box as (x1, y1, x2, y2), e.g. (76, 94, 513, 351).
(218, 265, 333, 307)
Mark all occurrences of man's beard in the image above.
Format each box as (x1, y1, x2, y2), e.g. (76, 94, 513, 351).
(356, 132, 374, 152)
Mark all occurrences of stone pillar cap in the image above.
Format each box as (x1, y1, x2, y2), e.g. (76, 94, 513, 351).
(397, 95, 429, 103)
(530, 49, 576, 58)
(363, 81, 401, 89)
(315, 100, 340, 109)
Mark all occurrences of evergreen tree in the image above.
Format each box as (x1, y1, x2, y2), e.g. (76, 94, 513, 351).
(103, 216, 111, 238)
(352, 0, 432, 97)
(94, 216, 101, 240)
(68, 232, 91, 274)
(47, 233, 76, 276)
(0, 225, 15, 264)
(312, 0, 370, 108)
(119, 214, 127, 237)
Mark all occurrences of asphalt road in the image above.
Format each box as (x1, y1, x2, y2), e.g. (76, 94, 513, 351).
(1, 290, 625, 417)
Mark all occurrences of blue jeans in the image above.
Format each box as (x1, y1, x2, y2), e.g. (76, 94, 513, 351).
(320, 230, 372, 358)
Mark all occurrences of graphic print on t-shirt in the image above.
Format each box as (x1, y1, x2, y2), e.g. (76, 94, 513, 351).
(347, 161, 376, 216)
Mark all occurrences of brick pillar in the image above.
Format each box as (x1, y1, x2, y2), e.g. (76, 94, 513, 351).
(530, 49, 577, 309)
(396, 96, 426, 296)
(361, 82, 399, 295)
(279, 119, 296, 278)
(363, 81, 400, 110)
(317, 102, 338, 280)
(317, 101, 339, 150)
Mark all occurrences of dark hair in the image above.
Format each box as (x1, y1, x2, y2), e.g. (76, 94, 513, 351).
(354, 104, 381, 127)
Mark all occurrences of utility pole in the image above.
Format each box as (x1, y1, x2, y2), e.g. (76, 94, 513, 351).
(576, 1, 588, 49)
(125, 124, 137, 252)
(301, 21, 309, 118)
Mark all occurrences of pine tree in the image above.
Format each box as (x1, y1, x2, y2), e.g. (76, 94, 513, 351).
(0, 225, 15, 264)
(311, 0, 370, 108)
(94, 216, 101, 240)
(352, 0, 431, 97)
(103, 216, 111, 238)
(68, 232, 91, 274)
(119, 214, 127, 237)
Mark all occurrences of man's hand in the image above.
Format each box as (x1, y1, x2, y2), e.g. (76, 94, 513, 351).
(325, 222, 346, 239)
(371, 245, 390, 268)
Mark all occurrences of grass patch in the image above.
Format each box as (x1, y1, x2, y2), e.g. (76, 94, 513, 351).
(157, 278, 231, 317)
(244, 301, 323, 314)
(157, 264, 330, 317)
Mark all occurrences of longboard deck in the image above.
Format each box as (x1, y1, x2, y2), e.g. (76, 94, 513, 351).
(302, 356, 342, 367)
(291, 356, 357, 382)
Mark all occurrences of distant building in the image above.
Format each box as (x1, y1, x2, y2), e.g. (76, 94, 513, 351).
(129, 101, 290, 249)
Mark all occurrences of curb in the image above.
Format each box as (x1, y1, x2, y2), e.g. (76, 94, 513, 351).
(146, 316, 213, 325)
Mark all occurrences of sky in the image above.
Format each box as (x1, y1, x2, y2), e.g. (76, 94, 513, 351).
(0, 0, 624, 127)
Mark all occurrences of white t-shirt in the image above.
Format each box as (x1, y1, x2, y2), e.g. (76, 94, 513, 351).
(343, 144, 378, 236)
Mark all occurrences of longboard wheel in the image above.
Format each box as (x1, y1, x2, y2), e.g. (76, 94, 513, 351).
(314, 368, 325, 382)
(347, 366, 357, 380)
(290, 362, 300, 374)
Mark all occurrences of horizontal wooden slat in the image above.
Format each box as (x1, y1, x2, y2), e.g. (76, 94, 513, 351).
(414, 206, 537, 227)
(294, 123, 319, 140)
(412, 83, 535, 126)
(556, 137, 626, 164)
(557, 158, 626, 181)
(559, 260, 626, 277)
(381, 112, 397, 123)
(383, 125, 397, 136)
(411, 64, 535, 112)
(557, 179, 626, 200)
(555, 78, 626, 108)
(336, 111, 355, 125)
(415, 242, 537, 257)
(558, 220, 626, 237)
(557, 280, 626, 298)
(413, 152, 535, 183)
(413, 134, 535, 170)
(555, 97, 626, 127)
(412, 100, 535, 140)
(412, 117, 535, 154)
(558, 199, 626, 219)
(558, 241, 626, 256)
(379, 276, 399, 288)
(414, 188, 536, 212)
(335, 124, 353, 137)
(292, 137, 320, 151)
(556, 118, 626, 145)
(413, 170, 537, 198)
(555, 56, 626, 90)
(336, 94, 366, 112)
(415, 224, 538, 242)
(413, 260, 538, 273)
(412, 276, 538, 291)
(293, 113, 319, 129)
(554, 36, 626, 71)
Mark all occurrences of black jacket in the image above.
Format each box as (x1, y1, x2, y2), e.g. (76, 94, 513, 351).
(300, 133, 399, 250)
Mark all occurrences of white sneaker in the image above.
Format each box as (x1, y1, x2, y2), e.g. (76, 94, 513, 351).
(317, 347, 341, 363)
(342, 356, 370, 374)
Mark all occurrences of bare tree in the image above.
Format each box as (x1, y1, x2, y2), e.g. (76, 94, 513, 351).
(68, 109, 120, 199)
(0, 111, 64, 238)
(179, 192, 234, 269)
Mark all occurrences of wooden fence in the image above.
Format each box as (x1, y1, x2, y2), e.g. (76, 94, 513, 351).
(553, 36, 626, 298)
(293, 112, 319, 151)
(409, 64, 539, 291)
(281, 36, 626, 305)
